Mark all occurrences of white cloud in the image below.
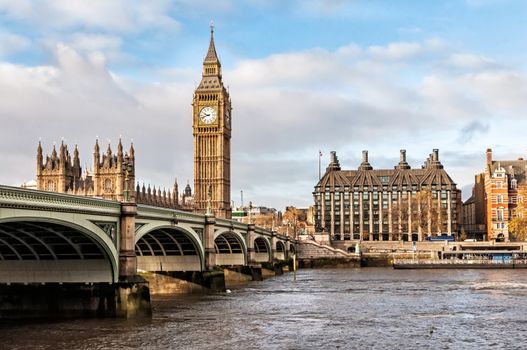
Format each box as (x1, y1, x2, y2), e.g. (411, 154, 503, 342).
(0, 43, 188, 186)
(1, 38, 527, 209)
(448, 53, 496, 69)
(368, 42, 422, 61)
(0, 0, 32, 18)
(68, 33, 122, 53)
(0, 0, 179, 33)
(0, 31, 31, 56)
(459, 70, 527, 112)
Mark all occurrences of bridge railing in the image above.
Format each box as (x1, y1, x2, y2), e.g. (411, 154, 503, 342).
(0, 185, 297, 243)
(215, 218, 292, 241)
(0, 185, 121, 215)
(137, 204, 207, 224)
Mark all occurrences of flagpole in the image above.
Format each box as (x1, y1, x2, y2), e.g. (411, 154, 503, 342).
(318, 150, 322, 180)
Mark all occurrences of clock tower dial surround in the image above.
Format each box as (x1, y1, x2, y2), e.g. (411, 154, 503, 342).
(192, 25, 232, 219)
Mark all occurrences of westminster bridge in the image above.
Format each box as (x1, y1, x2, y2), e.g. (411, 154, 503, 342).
(0, 185, 296, 318)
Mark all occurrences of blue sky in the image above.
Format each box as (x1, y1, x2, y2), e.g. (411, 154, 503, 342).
(0, 0, 526, 209)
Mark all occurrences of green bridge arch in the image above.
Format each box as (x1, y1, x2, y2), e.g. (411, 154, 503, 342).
(0, 216, 119, 283)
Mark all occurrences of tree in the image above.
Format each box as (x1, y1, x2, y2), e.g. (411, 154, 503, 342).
(282, 207, 303, 238)
(509, 187, 527, 241)
(383, 189, 443, 240)
(459, 227, 467, 241)
(252, 213, 275, 230)
(412, 189, 443, 238)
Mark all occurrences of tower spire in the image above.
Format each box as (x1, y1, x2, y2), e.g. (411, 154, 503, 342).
(204, 20, 220, 65)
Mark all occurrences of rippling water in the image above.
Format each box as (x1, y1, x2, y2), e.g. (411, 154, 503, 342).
(2, 268, 527, 349)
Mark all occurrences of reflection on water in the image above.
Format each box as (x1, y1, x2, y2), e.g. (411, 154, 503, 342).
(2, 268, 527, 349)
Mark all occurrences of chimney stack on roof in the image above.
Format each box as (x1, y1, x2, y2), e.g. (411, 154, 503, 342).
(359, 150, 373, 170)
(486, 148, 493, 165)
(326, 151, 341, 171)
(397, 149, 410, 169)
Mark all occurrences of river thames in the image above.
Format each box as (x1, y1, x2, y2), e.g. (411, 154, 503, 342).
(2, 268, 527, 349)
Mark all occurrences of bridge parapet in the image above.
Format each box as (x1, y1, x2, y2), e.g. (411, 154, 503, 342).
(137, 204, 206, 225)
(0, 185, 121, 216)
(216, 218, 248, 231)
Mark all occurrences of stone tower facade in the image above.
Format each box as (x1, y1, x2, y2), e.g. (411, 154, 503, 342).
(36, 139, 183, 209)
(192, 25, 232, 219)
(37, 139, 135, 201)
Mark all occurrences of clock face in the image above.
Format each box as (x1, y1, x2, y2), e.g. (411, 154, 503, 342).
(199, 106, 217, 124)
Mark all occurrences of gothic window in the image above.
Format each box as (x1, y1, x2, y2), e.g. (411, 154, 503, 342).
(511, 179, 518, 189)
(105, 178, 113, 193)
(47, 180, 55, 191)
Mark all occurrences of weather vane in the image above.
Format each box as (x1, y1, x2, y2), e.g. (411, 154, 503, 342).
(210, 20, 214, 33)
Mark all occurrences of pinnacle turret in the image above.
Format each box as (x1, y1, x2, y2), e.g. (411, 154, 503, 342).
(129, 142, 135, 159)
(51, 143, 57, 159)
(37, 141, 43, 160)
(106, 141, 112, 156)
(59, 140, 67, 161)
(117, 138, 123, 158)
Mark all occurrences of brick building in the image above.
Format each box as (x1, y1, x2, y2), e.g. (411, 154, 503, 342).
(479, 149, 527, 241)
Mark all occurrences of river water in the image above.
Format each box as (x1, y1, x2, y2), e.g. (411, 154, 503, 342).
(2, 268, 527, 349)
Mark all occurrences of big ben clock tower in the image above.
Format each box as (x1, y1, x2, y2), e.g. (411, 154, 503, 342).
(192, 23, 232, 219)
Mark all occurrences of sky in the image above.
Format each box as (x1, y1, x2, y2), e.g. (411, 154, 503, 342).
(0, 0, 526, 211)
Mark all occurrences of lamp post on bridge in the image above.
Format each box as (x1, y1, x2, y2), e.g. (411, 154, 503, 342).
(119, 158, 138, 280)
(123, 158, 133, 203)
(204, 185, 216, 269)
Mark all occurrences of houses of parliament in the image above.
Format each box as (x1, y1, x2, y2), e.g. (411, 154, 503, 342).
(35, 25, 232, 218)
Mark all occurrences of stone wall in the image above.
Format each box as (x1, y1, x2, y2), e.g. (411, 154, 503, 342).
(297, 240, 353, 259)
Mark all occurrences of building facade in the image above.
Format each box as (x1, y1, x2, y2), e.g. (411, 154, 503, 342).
(36, 139, 183, 209)
(192, 25, 232, 219)
(461, 173, 487, 240)
(479, 149, 527, 242)
(313, 149, 460, 241)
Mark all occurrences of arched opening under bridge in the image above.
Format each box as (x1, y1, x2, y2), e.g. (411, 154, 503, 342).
(215, 232, 245, 266)
(254, 237, 270, 263)
(135, 227, 202, 272)
(0, 220, 114, 283)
